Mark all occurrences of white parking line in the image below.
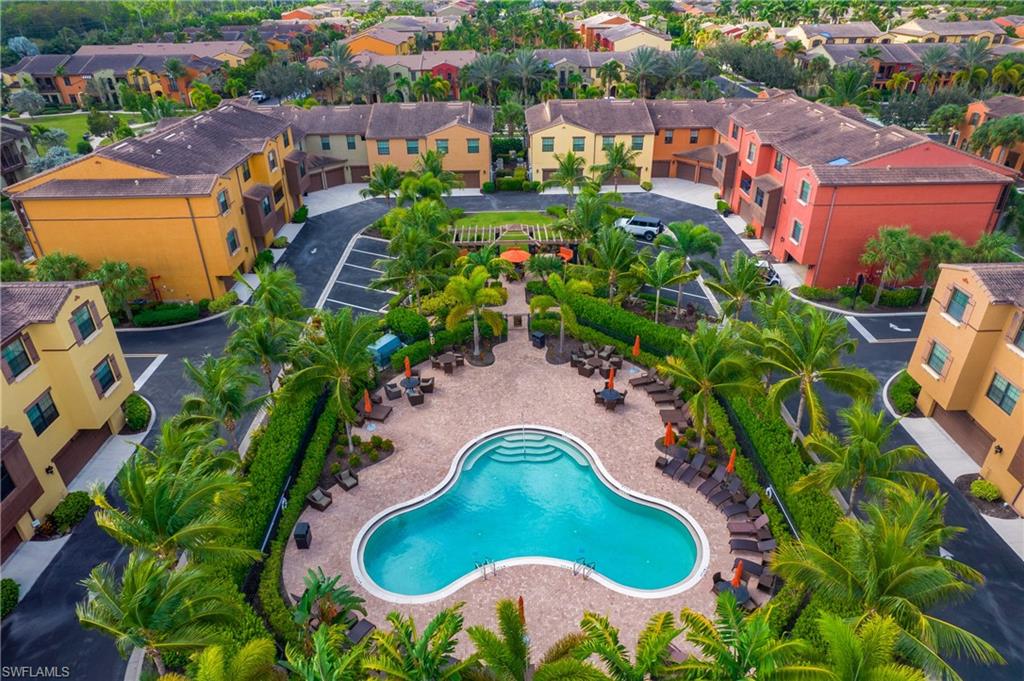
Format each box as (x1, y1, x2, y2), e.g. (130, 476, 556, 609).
(123, 353, 167, 390)
(326, 298, 385, 313)
(352, 248, 392, 259)
(659, 286, 706, 300)
(345, 263, 383, 273)
(358, 235, 391, 243)
(845, 316, 877, 343)
(334, 280, 395, 294)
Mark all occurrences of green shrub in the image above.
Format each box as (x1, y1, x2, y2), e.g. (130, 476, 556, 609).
(76, 140, 92, 155)
(706, 444, 719, 457)
(888, 370, 921, 415)
(496, 177, 524, 191)
(566, 294, 683, 357)
(1, 579, 19, 619)
(1, 260, 31, 282)
(254, 250, 274, 269)
(684, 427, 697, 442)
(292, 205, 309, 222)
(795, 285, 837, 301)
(122, 393, 151, 431)
(420, 290, 457, 318)
(271, 236, 289, 248)
(525, 280, 551, 297)
(51, 491, 92, 533)
(491, 137, 523, 156)
(132, 304, 201, 327)
(640, 180, 653, 191)
(971, 479, 1001, 502)
(716, 199, 730, 215)
(545, 205, 567, 218)
(208, 290, 239, 314)
(385, 307, 430, 343)
(481, 181, 495, 194)
(349, 453, 362, 468)
(879, 287, 920, 308)
(838, 296, 855, 309)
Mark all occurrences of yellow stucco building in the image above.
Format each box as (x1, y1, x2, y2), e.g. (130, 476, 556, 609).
(907, 263, 1024, 514)
(2, 281, 134, 560)
(5, 104, 307, 302)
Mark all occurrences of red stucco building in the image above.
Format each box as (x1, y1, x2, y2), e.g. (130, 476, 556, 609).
(712, 93, 1015, 288)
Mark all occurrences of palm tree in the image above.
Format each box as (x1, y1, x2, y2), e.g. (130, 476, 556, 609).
(782, 39, 806, 64)
(538, 78, 561, 101)
(414, 150, 463, 191)
(529, 273, 593, 356)
(91, 454, 259, 565)
(596, 59, 623, 97)
(157, 638, 283, 681)
(660, 320, 757, 447)
(859, 45, 882, 60)
(458, 244, 513, 280)
(181, 355, 263, 451)
(556, 187, 620, 241)
(508, 48, 549, 100)
(773, 491, 1005, 680)
(362, 65, 393, 103)
(230, 264, 307, 323)
(360, 164, 403, 207)
(953, 39, 992, 92)
(328, 41, 357, 102)
(819, 65, 879, 113)
(363, 604, 477, 680)
(813, 614, 927, 681)
(919, 232, 965, 305)
(795, 400, 935, 514)
(860, 226, 925, 307)
(675, 592, 820, 680)
(885, 70, 914, 92)
(34, 251, 90, 281)
(761, 306, 877, 439)
(990, 59, 1024, 92)
(495, 100, 526, 141)
(89, 260, 148, 322)
(524, 253, 563, 281)
(919, 45, 952, 93)
(572, 611, 680, 680)
(638, 251, 697, 322)
(284, 627, 366, 681)
(226, 315, 295, 392)
(967, 230, 1017, 262)
(663, 47, 706, 89)
(705, 252, 770, 319)
(626, 46, 664, 98)
(444, 266, 505, 358)
(590, 141, 640, 192)
(293, 567, 366, 636)
(77, 552, 240, 676)
(581, 225, 638, 301)
(411, 73, 450, 101)
(540, 152, 587, 199)
(653, 220, 722, 318)
(464, 52, 508, 104)
(398, 172, 450, 205)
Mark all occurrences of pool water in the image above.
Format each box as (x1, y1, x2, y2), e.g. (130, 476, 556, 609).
(361, 429, 699, 596)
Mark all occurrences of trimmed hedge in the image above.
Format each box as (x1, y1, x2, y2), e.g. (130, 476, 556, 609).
(257, 406, 338, 648)
(292, 205, 309, 223)
(566, 294, 684, 357)
(51, 491, 92, 533)
(208, 291, 239, 314)
(1, 579, 19, 619)
(385, 307, 430, 343)
(132, 303, 201, 327)
(122, 393, 151, 431)
(888, 370, 921, 415)
(389, 318, 506, 372)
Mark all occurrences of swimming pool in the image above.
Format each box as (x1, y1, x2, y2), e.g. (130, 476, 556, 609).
(353, 426, 708, 603)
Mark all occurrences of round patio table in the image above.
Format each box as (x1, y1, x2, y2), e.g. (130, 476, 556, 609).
(721, 583, 749, 604)
(400, 376, 420, 390)
(586, 356, 604, 368)
(599, 388, 622, 403)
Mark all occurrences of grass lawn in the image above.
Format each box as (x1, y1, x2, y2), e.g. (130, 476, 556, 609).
(454, 211, 555, 228)
(22, 113, 143, 150)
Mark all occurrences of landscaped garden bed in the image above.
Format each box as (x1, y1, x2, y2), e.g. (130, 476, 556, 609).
(322, 434, 395, 489)
(956, 474, 1018, 519)
(795, 284, 928, 311)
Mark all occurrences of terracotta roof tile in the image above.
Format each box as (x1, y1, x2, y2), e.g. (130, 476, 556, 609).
(526, 99, 655, 135)
(1, 281, 95, 341)
(364, 101, 492, 139)
(949, 262, 1024, 305)
(13, 176, 219, 199)
(982, 95, 1024, 119)
(811, 165, 1012, 186)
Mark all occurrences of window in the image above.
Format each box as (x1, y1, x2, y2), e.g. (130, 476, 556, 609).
(467, 138, 480, 154)
(94, 357, 116, 394)
(283, 130, 290, 147)
(689, 129, 699, 144)
(603, 135, 614, 149)
(321, 135, 331, 151)
(631, 135, 643, 151)
(26, 391, 58, 436)
(986, 373, 1020, 415)
(542, 137, 554, 152)
(1, 464, 13, 501)
(241, 159, 251, 181)
(945, 287, 970, 322)
(754, 187, 764, 207)
(226, 228, 240, 254)
(63, 76, 71, 86)
(926, 342, 949, 375)
(715, 154, 723, 170)
(969, 112, 980, 125)
(436, 139, 449, 154)
(572, 137, 585, 152)
(273, 184, 284, 204)
(798, 179, 811, 203)
(72, 304, 96, 341)
(299, 160, 306, 177)
(2, 338, 32, 378)
(774, 151, 784, 172)
(739, 173, 752, 194)
(746, 142, 756, 162)
(169, 78, 179, 92)
(377, 140, 390, 156)
(217, 190, 229, 214)
(261, 195, 272, 216)
(268, 150, 278, 171)
(346, 135, 357, 150)
(1014, 321, 1024, 351)
(791, 219, 804, 243)
(406, 139, 419, 155)
(664, 129, 673, 144)
(730, 123, 738, 139)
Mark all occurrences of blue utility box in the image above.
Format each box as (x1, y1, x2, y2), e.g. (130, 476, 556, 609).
(368, 333, 402, 367)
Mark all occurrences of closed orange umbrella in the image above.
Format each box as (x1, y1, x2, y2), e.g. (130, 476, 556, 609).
(500, 248, 530, 263)
(518, 595, 525, 625)
(726, 448, 737, 473)
(607, 367, 615, 389)
(731, 561, 744, 587)
(404, 355, 412, 378)
(363, 389, 372, 414)
(664, 423, 676, 447)
(632, 335, 641, 358)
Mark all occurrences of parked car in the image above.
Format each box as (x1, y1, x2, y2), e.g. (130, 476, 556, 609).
(757, 260, 781, 286)
(249, 91, 268, 103)
(613, 215, 665, 241)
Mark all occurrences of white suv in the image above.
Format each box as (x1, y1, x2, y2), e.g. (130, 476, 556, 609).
(613, 215, 665, 241)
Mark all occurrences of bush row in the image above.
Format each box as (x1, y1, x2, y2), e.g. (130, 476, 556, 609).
(132, 303, 202, 327)
(257, 406, 338, 648)
(51, 491, 92, 533)
(566, 294, 684, 357)
(888, 370, 921, 416)
(481, 179, 541, 193)
(385, 307, 430, 344)
(0, 579, 18, 619)
(795, 284, 923, 309)
(389, 318, 505, 372)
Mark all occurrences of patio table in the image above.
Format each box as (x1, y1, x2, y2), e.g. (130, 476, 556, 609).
(586, 356, 604, 369)
(598, 388, 622, 403)
(400, 376, 421, 390)
(436, 352, 457, 374)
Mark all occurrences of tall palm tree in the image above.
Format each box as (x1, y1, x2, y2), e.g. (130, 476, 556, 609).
(411, 73, 450, 101)
(360, 164, 403, 207)
(444, 266, 506, 358)
(860, 226, 925, 307)
(539, 78, 561, 101)
(663, 47, 706, 89)
(919, 45, 952, 93)
(525, 253, 564, 281)
(761, 306, 877, 439)
(660, 320, 758, 447)
(675, 592, 820, 680)
(158, 639, 283, 681)
(637, 250, 697, 322)
(181, 354, 264, 451)
(773, 491, 1005, 680)
(572, 611, 680, 680)
(653, 220, 722, 318)
(328, 41, 357, 102)
(990, 59, 1024, 92)
(230, 264, 307, 324)
(556, 187, 620, 241)
(496, 100, 526, 140)
(363, 65, 393, 103)
(782, 40, 806, 64)
(541, 151, 587, 199)
(227, 315, 295, 392)
(464, 52, 508, 103)
(596, 59, 623, 97)
(284, 627, 366, 681)
(819, 65, 879, 114)
(77, 552, 240, 676)
(795, 400, 935, 514)
(458, 244, 513, 280)
(581, 225, 638, 301)
(813, 614, 927, 681)
(363, 604, 477, 680)
(918, 232, 965, 305)
(705, 251, 770, 319)
(626, 46, 664, 98)
(508, 48, 549, 100)
(414, 150, 463, 191)
(952, 39, 992, 92)
(885, 70, 914, 92)
(967, 230, 1017, 262)
(398, 172, 450, 205)
(590, 141, 640, 192)
(529, 273, 593, 355)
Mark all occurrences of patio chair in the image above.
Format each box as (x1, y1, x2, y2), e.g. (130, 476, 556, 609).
(593, 388, 603, 404)
(756, 570, 779, 594)
(727, 514, 770, 535)
(655, 456, 669, 470)
(384, 383, 403, 400)
(734, 557, 764, 577)
(662, 458, 684, 478)
(697, 466, 728, 496)
(645, 381, 673, 394)
(757, 538, 778, 553)
(652, 389, 683, 405)
(629, 372, 657, 387)
(444, 363, 454, 375)
(454, 354, 465, 367)
(578, 364, 595, 378)
(729, 538, 760, 554)
(604, 400, 618, 411)
(420, 376, 435, 393)
(370, 392, 383, 405)
(609, 356, 623, 369)
(723, 493, 761, 519)
(335, 468, 358, 491)
(346, 619, 376, 647)
(306, 487, 333, 511)
(677, 453, 708, 485)
(570, 354, 583, 368)
(431, 358, 442, 370)
(709, 478, 743, 508)
(616, 389, 627, 406)
(598, 345, 615, 360)
(599, 366, 612, 379)
(407, 389, 425, 406)
(580, 347, 596, 359)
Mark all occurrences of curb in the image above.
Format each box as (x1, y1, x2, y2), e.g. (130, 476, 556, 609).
(787, 292, 927, 318)
(115, 308, 232, 333)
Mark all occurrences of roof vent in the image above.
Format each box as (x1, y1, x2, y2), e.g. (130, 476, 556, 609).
(155, 149, 162, 155)
(164, 133, 176, 140)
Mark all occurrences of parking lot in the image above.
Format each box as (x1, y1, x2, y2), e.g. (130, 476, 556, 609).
(321, 234, 394, 315)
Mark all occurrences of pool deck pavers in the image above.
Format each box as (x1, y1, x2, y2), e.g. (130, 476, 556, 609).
(283, 282, 736, 656)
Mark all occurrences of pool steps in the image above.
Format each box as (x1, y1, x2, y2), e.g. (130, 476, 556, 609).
(463, 431, 589, 469)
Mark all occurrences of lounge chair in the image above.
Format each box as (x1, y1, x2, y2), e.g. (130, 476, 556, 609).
(306, 487, 333, 511)
(407, 389, 425, 406)
(748, 586, 770, 608)
(756, 570, 779, 594)
(578, 364, 595, 378)
(384, 383, 403, 400)
(677, 453, 708, 485)
(629, 372, 657, 387)
(734, 557, 764, 577)
(757, 538, 777, 553)
(420, 376, 435, 393)
(652, 389, 682, 405)
(723, 493, 761, 519)
(346, 619, 376, 646)
(361, 403, 393, 422)
(697, 467, 728, 496)
(729, 538, 760, 554)
(662, 458, 684, 477)
(335, 469, 358, 491)
(644, 380, 670, 393)
(727, 514, 770, 535)
(709, 478, 743, 508)
(660, 409, 687, 425)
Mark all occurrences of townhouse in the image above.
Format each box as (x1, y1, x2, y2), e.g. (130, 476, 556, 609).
(1, 281, 134, 560)
(995, 15, 1024, 35)
(343, 15, 459, 55)
(577, 12, 673, 51)
(712, 92, 1015, 288)
(770, 22, 882, 49)
(258, 104, 373, 187)
(578, 12, 631, 48)
(951, 95, 1024, 174)
(647, 99, 745, 182)
(799, 42, 959, 91)
(1, 119, 37, 189)
(885, 19, 1007, 44)
(74, 41, 253, 67)
(352, 50, 477, 98)
(4, 105, 306, 301)
(907, 263, 1024, 515)
(534, 49, 635, 93)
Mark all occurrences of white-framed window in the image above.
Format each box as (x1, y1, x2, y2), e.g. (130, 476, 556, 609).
(791, 219, 804, 244)
(986, 373, 1020, 415)
(798, 179, 811, 203)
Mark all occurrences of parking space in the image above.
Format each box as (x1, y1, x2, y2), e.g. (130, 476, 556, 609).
(845, 313, 925, 344)
(322, 235, 394, 316)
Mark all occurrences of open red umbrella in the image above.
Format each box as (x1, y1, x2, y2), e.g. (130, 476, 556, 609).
(731, 561, 744, 587)
(404, 355, 412, 379)
(664, 422, 676, 447)
(607, 367, 615, 389)
(726, 448, 737, 474)
(500, 248, 530, 264)
(632, 335, 641, 358)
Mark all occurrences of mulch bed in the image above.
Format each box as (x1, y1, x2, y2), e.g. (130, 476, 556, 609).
(543, 335, 583, 365)
(954, 473, 1020, 519)
(621, 300, 705, 332)
(319, 441, 395, 490)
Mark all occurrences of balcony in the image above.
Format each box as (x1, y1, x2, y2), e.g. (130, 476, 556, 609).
(242, 184, 285, 242)
(1, 143, 26, 174)
(710, 142, 737, 190)
(749, 174, 783, 232)
(284, 150, 311, 196)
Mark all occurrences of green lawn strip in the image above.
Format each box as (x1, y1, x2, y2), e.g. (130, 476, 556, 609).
(454, 211, 554, 228)
(21, 113, 143, 150)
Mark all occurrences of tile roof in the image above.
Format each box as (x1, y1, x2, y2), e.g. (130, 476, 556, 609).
(1, 281, 95, 342)
(96, 104, 290, 176)
(951, 262, 1024, 305)
(526, 99, 655, 135)
(646, 99, 745, 129)
(1, 118, 31, 140)
(812, 165, 1012, 186)
(376, 15, 458, 33)
(74, 41, 252, 58)
(353, 50, 478, 71)
(597, 23, 671, 42)
(891, 19, 1004, 36)
(255, 104, 373, 136)
(364, 101, 492, 138)
(2, 54, 70, 76)
(12, 176, 219, 200)
(343, 27, 410, 45)
(982, 95, 1024, 119)
(806, 42, 961, 68)
(792, 21, 882, 38)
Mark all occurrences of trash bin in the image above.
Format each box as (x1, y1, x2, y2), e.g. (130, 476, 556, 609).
(294, 521, 312, 549)
(530, 331, 545, 349)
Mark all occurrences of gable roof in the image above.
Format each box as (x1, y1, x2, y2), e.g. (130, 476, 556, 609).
(947, 262, 1024, 305)
(981, 95, 1024, 119)
(256, 104, 373, 136)
(364, 101, 492, 138)
(74, 41, 252, 59)
(343, 27, 410, 46)
(352, 50, 477, 71)
(891, 19, 1004, 36)
(1, 281, 96, 342)
(596, 23, 671, 43)
(2, 54, 71, 77)
(792, 21, 881, 39)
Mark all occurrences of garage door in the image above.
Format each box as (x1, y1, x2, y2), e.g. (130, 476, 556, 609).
(652, 161, 670, 178)
(458, 170, 481, 188)
(349, 165, 370, 183)
(2, 528, 21, 563)
(675, 162, 696, 180)
(698, 166, 716, 185)
(53, 424, 111, 486)
(307, 173, 326, 192)
(542, 169, 557, 181)
(325, 168, 346, 188)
